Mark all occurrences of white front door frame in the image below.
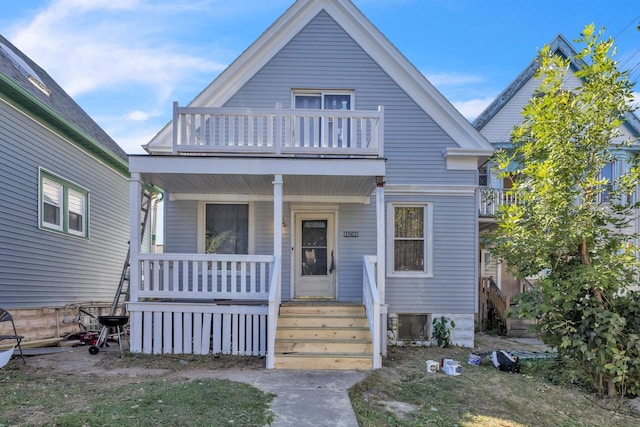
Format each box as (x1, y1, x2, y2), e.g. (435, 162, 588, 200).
(289, 204, 340, 300)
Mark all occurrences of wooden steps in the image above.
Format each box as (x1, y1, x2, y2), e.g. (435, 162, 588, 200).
(275, 303, 373, 370)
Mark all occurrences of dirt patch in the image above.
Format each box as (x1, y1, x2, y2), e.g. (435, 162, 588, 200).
(378, 399, 421, 419)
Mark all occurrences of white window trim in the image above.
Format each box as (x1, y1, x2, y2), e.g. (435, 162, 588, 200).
(197, 201, 255, 254)
(386, 202, 433, 278)
(39, 168, 90, 238)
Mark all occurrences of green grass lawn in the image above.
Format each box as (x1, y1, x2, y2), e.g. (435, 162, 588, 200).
(349, 346, 640, 427)
(0, 354, 273, 427)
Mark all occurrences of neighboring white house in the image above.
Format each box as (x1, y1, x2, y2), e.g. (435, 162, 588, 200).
(0, 35, 130, 340)
(474, 34, 640, 335)
(127, 0, 493, 369)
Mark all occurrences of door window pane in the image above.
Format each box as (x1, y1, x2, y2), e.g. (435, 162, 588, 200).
(301, 220, 327, 276)
(205, 204, 248, 254)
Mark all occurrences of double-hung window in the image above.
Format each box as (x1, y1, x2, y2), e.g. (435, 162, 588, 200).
(293, 91, 353, 148)
(39, 170, 89, 237)
(387, 203, 433, 277)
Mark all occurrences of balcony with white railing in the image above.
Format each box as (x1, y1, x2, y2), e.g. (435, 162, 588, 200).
(477, 187, 518, 217)
(171, 102, 384, 157)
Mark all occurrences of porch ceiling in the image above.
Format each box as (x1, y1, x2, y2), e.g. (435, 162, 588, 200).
(131, 155, 385, 197)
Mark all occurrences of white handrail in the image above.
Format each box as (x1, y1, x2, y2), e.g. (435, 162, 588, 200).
(266, 256, 281, 369)
(363, 255, 381, 369)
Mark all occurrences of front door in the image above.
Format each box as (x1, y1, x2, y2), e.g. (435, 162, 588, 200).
(294, 213, 335, 299)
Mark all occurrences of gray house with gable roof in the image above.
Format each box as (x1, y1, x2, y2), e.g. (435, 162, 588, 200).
(0, 35, 130, 341)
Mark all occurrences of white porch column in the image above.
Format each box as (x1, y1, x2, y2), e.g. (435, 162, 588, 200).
(128, 173, 143, 353)
(273, 175, 283, 261)
(376, 177, 385, 303)
(376, 177, 387, 358)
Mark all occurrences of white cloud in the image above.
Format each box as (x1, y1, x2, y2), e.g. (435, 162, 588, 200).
(452, 97, 495, 121)
(127, 110, 160, 122)
(424, 71, 484, 87)
(7, 0, 225, 100)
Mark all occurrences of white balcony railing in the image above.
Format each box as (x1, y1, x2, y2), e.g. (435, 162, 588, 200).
(477, 188, 518, 217)
(172, 102, 384, 157)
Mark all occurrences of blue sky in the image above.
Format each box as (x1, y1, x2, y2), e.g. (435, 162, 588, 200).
(1, 0, 639, 155)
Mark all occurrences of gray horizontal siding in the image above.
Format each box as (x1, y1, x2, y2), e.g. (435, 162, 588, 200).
(225, 11, 474, 185)
(385, 194, 477, 314)
(337, 203, 376, 301)
(163, 200, 197, 253)
(0, 101, 129, 308)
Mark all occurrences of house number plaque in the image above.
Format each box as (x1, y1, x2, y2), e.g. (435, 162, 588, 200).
(343, 231, 359, 238)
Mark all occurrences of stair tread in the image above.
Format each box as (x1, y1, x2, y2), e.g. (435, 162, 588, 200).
(276, 338, 371, 343)
(276, 352, 372, 357)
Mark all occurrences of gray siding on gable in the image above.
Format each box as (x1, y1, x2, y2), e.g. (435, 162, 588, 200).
(0, 101, 129, 308)
(225, 11, 474, 185)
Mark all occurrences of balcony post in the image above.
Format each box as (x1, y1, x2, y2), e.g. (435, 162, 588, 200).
(275, 103, 282, 156)
(172, 101, 178, 155)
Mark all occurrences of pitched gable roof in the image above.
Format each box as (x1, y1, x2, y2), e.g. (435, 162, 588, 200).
(474, 34, 640, 138)
(147, 0, 492, 156)
(0, 34, 129, 175)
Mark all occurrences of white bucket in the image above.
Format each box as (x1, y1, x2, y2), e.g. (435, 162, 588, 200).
(443, 361, 462, 376)
(426, 360, 439, 373)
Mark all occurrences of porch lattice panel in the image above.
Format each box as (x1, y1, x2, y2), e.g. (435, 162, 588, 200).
(129, 304, 267, 356)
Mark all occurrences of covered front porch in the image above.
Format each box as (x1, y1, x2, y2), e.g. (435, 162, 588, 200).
(127, 109, 387, 368)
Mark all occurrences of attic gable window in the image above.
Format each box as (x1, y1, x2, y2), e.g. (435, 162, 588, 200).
(39, 170, 89, 238)
(0, 42, 51, 96)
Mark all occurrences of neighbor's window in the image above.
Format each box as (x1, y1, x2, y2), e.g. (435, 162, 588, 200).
(40, 170, 89, 237)
(387, 203, 433, 277)
(205, 204, 249, 254)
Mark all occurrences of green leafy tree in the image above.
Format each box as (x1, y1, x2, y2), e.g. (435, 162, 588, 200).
(490, 24, 640, 397)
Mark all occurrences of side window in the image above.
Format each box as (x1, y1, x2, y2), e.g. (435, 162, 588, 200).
(39, 170, 89, 238)
(387, 203, 433, 277)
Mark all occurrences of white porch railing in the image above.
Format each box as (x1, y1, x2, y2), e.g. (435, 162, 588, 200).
(128, 254, 277, 356)
(172, 102, 384, 157)
(477, 187, 518, 217)
(363, 255, 382, 369)
(137, 254, 274, 300)
(266, 258, 281, 369)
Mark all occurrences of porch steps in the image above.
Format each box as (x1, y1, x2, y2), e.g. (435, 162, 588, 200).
(275, 303, 373, 370)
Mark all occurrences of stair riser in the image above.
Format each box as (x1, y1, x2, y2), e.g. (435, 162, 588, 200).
(278, 317, 368, 328)
(276, 341, 372, 353)
(275, 356, 372, 370)
(276, 328, 370, 340)
(280, 306, 365, 315)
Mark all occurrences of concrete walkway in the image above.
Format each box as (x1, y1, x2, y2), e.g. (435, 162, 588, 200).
(204, 369, 367, 427)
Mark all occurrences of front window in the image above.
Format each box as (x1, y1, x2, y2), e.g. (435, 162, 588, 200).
(205, 204, 248, 254)
(39, 170, 89, 238)
(387, 203, 433, 277)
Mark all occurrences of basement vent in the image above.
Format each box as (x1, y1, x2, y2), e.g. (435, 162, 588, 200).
(398, 314, 430, 340)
